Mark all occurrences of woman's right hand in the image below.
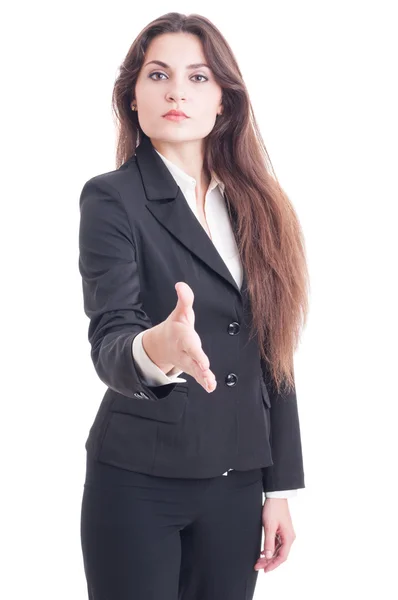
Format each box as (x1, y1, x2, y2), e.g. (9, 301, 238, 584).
(155, 282, 217, 393)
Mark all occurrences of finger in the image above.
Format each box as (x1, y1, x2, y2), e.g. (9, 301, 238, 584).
(263, 542, 290, 573)
(191, 358, 217, 392)
(177, 348, 216, 392)
(182, 335, 214, 378)
(254, 547, 278, 571)
(189, 355, 216, 388)
(174, 282, 195, 323)
(175, 329, 217, 391)
(175, 281, 194, 302)
(254, 529, 278, 571)
(263, 529, 276, 560)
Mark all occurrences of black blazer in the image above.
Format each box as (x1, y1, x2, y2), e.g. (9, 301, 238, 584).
(78, 133, 305, 493)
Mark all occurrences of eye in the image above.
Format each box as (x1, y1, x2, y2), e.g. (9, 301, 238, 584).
(192, 74, 208, 82)
(149, 72, 167, 80)
(148, 72, 209, 83)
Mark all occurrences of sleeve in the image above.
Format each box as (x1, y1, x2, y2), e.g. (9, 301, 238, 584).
(132, 330, 187, 386)
(265, 489, 298, 498)
(261, 363, 305, 494)
(78, 176, 182, 400)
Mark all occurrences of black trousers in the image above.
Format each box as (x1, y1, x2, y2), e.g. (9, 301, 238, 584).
(80, 454, 264, 600)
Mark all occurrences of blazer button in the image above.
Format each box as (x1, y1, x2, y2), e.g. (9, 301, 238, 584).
(225, 373, 238, 386)
(227, 321, 240, 335)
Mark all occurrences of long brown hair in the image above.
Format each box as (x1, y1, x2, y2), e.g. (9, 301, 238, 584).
(111, 12, 310, 395)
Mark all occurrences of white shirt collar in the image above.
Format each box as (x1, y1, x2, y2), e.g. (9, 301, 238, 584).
(154, 148, 225, 196)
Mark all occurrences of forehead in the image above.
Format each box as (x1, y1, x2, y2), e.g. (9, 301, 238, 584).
(145, 32, 206, 64)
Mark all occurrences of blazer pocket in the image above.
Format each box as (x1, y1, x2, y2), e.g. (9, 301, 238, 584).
(260, 377, 272, 409)
(109, 384, 189, 423)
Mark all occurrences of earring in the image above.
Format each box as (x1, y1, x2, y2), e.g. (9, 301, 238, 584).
(131, 103, 136, 111)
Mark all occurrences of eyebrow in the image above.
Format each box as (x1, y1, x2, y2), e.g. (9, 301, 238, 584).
(144, 60, 211, 70)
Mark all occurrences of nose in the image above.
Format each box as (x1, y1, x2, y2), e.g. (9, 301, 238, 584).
(166, 90, 186, 104)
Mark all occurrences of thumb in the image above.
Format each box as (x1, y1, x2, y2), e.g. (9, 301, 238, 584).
(264, 531, 276, 560)
(173, 282, 194, 322)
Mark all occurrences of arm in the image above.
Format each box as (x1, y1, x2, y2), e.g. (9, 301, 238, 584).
(78, 176, 180, 400)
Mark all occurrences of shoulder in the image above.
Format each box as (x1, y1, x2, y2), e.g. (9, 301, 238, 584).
(79, 157, 141, 250)
(80, 155, 141, 200)
(78, 156, 145, 246)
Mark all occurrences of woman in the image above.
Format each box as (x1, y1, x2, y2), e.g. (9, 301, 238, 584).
(79, 11, 309, 600)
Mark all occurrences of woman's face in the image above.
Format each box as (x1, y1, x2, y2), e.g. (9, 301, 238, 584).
(134, 32, 223, 145)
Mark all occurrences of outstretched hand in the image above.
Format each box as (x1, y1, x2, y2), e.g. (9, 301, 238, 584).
(161, 282, 217, 393)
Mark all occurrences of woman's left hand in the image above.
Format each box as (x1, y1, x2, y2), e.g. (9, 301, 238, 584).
(254, 498, 296, 573)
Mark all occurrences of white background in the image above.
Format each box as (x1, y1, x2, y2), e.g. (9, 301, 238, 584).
(1, 1, 397, 598)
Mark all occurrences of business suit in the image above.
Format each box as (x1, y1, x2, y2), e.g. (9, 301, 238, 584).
(78, 132, 305, 598)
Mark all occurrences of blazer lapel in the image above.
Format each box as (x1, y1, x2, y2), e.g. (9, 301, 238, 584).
(135, 134, 245, 299)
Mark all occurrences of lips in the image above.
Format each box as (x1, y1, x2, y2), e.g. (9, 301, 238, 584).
(163, 110, 188, 118)
(163, 113, 188, 122)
